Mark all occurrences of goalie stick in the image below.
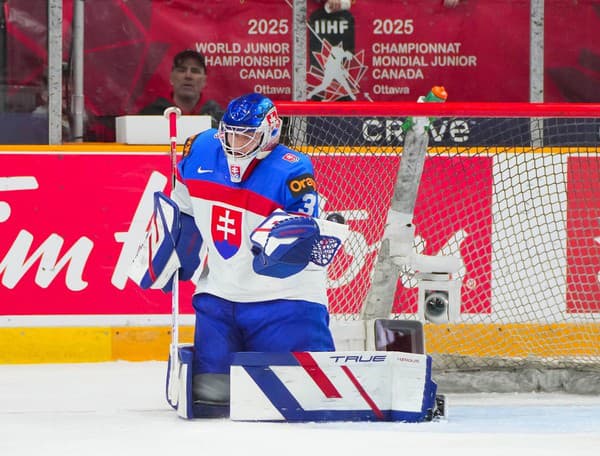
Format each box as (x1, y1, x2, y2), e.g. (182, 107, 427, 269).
(163, 106, 182, 408)
(360, 86, 461, 321)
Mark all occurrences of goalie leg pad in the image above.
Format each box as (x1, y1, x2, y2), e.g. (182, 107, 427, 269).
(230, 351, 440, 422)
(168, 345, 194, 419)
(414, 364, 438, 422)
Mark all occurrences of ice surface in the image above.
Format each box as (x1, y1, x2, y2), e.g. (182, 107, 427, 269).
(1, 362, 599, 456)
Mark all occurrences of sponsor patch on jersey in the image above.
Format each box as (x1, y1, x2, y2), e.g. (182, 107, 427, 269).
(282, 152, 300, 163)
(287, 173, 317, 197)
(211, 205, 242, 259)
(183, 134, 198, 158)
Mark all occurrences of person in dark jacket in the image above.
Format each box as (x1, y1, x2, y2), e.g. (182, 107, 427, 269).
(139, 49, 223, 127)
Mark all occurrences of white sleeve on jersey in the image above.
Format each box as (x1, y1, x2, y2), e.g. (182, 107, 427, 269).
(171, 179, 195, 216)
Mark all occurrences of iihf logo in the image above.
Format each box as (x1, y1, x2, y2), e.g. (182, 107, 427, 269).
(306, 40, 367, 101)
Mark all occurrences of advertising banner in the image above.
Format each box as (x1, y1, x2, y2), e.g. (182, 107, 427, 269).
(4, 0, 600, 134)
(0, 151, 493, 317)
(305, 0, 529, 102)
(566, 157, 600, 312)
(314, 154, 493, 315)
(1, 150, 598, 319)
(0, 154, 193, 315)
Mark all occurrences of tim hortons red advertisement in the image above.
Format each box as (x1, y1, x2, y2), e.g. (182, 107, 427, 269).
(566, 157, 600, 312)
(0, 154, 194, 315)
(315, 155, 493, 315)
(2, 152, 597, 317)
(0, 152, 493, 317)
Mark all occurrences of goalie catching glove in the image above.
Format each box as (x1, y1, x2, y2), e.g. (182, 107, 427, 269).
(129, 191, 203, 291)
(250, 210, 348, 279)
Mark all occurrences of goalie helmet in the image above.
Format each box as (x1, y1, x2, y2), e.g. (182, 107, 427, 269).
(218, 93, 282, 183)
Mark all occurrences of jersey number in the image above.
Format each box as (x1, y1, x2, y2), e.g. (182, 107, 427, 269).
(297, 194, 317, 216)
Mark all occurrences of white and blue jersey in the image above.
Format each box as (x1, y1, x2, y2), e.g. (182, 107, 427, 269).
(172, 129, 329, 307)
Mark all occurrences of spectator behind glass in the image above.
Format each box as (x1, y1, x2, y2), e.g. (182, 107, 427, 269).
(138, 50, 223, 127)
(32, 65, 89, 142)
(32, 73, 72, 141)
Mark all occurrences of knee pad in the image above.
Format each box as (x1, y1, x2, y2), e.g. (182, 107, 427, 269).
(191, 373, 230, 419)
(192, 373, 230, 403)
(168, 347, 230, 419)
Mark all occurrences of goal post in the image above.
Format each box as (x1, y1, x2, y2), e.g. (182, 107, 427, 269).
(276, 100, 600, 393)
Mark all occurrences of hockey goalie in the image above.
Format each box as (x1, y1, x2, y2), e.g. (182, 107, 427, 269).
(129, 92, 443, 422)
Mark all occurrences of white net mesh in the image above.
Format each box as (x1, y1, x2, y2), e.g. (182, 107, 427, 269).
(278, 103, 600, 382)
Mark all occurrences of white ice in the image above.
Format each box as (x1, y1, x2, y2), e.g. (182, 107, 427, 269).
(1, 362, 599, 456)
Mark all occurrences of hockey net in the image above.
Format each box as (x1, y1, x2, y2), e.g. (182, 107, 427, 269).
(277, 101, 600, 392)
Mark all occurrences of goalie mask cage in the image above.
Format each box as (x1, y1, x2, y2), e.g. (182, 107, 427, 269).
(277, 101, 600, 393)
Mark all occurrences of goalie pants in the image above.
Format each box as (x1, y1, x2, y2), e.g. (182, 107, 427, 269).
(191, 293, 335, 375)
